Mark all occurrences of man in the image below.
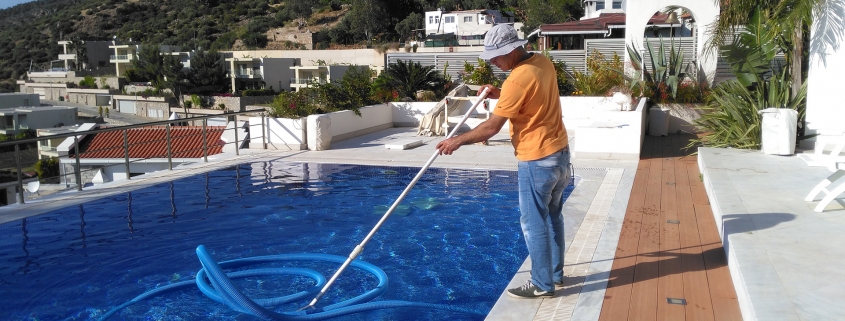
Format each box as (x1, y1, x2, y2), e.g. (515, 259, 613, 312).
(436, 24, 571, 299)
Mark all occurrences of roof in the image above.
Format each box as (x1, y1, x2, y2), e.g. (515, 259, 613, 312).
(540, 12, 676, 34)
(79, 126, 226, 159)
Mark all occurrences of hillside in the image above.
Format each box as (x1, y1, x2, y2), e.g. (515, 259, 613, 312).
(0, 0, 582, 93)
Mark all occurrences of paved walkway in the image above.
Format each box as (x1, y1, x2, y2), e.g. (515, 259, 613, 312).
(699, 146, 845, 320)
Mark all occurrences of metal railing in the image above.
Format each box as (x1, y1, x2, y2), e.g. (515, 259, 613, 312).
(109, 54, 133, 61)
(290, 78, 327, 85)
(0, 109, 266, 205)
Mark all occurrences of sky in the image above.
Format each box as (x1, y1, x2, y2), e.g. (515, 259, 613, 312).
(0, 0, 36, 10)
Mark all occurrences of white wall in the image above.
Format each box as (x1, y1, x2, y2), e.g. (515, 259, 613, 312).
(224, 49, 385, 70)
(804, 2, 845, 149)
(248, 116, 307, 150)
(625, 1, 719, 84)
(327, 104, 393, 142)
(391, 101, 438, 126)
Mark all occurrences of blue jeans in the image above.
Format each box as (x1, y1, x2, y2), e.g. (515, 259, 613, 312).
(517, 147, 571, 292)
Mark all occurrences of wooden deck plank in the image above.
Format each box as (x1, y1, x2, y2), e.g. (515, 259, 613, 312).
(599, 135, 742, 321)
(598, 159, 650, 321)
(694, 202, 742, 320)
(657, 145, 685, 320)
(676, 161, 716, 321)
(627, 139, 664, 319)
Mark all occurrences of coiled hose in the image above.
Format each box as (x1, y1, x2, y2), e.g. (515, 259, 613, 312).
(99, 245, 483, 320)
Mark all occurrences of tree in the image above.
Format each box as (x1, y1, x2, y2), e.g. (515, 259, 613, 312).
(347, 0, 390, 43)
(517, 0, 581, 33)
(395, 12, 423, 41)
(187, 49, 227, 91)
(706, 0, 823, 119)
(286, 0, 313, 27)
(384, 60, 448, 99)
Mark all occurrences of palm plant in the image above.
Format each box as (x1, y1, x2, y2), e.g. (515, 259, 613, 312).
(384, 60, 448, 100)
(707, 0, 824, 102)
(691, 9, 807, 150)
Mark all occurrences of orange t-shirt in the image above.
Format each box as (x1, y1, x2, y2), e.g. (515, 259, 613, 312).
(492, 54, 568, 161)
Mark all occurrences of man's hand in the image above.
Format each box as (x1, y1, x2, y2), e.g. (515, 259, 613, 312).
(435, 137, 461, 155)
(479, 84, 501, 99)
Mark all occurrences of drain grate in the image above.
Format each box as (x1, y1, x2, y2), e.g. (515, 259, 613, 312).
(667, 298, 687, 305)
(666, 220, 680, 224)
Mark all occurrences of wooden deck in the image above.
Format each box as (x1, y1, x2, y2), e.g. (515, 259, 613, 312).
(598, 134, 743, 321)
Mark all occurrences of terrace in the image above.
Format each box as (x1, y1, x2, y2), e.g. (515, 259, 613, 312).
(1, 107, 839, 319)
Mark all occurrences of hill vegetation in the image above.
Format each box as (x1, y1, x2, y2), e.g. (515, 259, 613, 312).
(0, 0, 581, 92)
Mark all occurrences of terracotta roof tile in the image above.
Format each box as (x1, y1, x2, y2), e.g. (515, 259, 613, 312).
(79, 126, 226, 159)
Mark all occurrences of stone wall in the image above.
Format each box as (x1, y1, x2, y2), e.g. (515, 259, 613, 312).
(66, 90, 119, 107)
(181, 95, 274, 112)
(25, 87, 67, 101)
(61, 164, 101, 186)
(28, 72, 122, 89)
(134, 100, 172, 120)
(270, 30, 314, 49)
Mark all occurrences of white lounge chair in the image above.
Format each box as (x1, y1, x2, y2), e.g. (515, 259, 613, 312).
(797, 132, 845, 172)
(806, 170, 845, 212)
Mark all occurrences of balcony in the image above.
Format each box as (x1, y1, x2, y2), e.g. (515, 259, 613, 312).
(231, 70, 262, 79)
(110, 54, 135, 62)
(290, 78, 328, 85)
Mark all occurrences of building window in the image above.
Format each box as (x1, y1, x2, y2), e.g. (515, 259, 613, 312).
(429, 16, 434, 24)
(612, 0, 622, 9)
(445, 16, 454, 24)
(596, 1, 605, 10)
(464, 16, 473, 23)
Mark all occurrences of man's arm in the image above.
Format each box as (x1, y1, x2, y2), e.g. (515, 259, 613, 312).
(435, 114, 508, 155)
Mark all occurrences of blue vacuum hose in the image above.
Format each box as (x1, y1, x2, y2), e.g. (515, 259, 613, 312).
(98, 245, 483, 320)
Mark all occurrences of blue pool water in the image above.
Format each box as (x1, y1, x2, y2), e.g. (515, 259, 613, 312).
(0, 162, 573, 320)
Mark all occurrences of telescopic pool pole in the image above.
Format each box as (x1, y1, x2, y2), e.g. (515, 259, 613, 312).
(299, 87, 491, 311)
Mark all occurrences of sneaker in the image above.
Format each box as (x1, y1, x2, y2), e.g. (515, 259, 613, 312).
(507, 281, 553, 299)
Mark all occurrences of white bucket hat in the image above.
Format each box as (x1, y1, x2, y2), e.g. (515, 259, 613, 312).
(479, 24, 528, 60)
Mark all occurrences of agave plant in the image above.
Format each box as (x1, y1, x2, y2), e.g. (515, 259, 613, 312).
(626, 36, 691, 102)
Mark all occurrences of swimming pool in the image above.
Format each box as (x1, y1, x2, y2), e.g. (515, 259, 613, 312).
(0, 161, 573, 320)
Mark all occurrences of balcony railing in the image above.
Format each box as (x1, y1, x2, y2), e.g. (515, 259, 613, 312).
(290, 78, 328, 85)
(0, 110, 265, 205)
(231, 70, 262, 79)
(110, 54, 134, 61)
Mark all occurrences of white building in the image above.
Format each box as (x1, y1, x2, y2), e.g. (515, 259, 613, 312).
(583, 0, 626, 20)
(0, 93, 40, 109)
(0, 106, 77, 136)
(423, 9, 518, 46)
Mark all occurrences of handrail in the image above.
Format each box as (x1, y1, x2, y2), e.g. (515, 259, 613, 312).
(2, 109, 266, 205)
(0, 109, 264, 148)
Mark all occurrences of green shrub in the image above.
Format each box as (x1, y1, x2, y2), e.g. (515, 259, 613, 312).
(269, 90, 318, 118)
(34, 158, 59, 181)
(190, 94, 206, 108)
(460, 59, 502, 88)
(241, 89, 275, 96)
(79, 76, 97, 89)
(571, 50, 625, 96)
